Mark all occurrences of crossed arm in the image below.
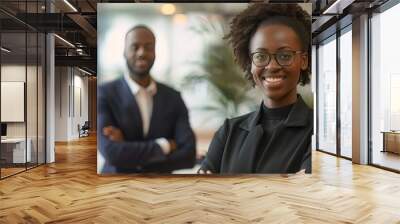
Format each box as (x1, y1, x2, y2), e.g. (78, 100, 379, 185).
(98, 88, 196, 171)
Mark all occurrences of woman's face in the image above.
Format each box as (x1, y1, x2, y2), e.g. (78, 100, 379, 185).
(249, 23, 308, 106)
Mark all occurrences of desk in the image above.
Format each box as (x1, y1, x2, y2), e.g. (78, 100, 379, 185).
(381, 131, 400, 154)
(1, 138, 31, 163)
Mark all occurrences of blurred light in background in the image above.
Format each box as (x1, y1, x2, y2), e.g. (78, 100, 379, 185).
(161, 4, 176, 15)
(173, 14, 187, 25)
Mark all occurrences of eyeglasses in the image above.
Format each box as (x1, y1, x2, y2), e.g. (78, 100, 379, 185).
(250, 50, 304, 67)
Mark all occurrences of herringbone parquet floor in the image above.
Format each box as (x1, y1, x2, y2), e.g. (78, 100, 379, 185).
(1, 135, 400, 223)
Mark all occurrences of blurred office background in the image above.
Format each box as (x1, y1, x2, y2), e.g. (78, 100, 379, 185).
(96, 3, 313, 173)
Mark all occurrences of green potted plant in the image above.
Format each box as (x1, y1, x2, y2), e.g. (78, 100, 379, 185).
(182, 18, 258, 122)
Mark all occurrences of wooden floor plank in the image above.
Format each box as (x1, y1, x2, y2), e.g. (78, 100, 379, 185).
(0, 134, 399, 223)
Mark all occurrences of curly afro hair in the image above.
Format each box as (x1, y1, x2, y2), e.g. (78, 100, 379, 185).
(225, 4, 311, 86)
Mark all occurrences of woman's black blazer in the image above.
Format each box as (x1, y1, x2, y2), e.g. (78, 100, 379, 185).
(200, 95, 313, 174)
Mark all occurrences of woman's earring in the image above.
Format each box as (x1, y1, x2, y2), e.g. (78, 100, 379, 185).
(301, 55, 308, 70)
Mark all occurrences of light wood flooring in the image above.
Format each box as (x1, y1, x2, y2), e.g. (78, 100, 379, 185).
(372, 151, 400, 171)
(0, 135, 400, 223)
(1, 167, 26, 178)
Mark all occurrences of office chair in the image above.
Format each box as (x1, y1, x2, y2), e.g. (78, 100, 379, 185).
(79, 121, 90, 138)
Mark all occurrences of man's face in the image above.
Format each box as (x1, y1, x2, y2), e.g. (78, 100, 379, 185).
(124, 28, 156, 78)
(249, 23, 308, 102)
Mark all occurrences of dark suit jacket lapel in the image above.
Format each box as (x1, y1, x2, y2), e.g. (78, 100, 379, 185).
(232, 104, 264, 173)
(283, 95, 310, 127)
(118, 78, 143, 138)
(148, 82, 162, 138)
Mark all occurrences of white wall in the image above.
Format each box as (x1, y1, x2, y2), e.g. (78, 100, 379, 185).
(55, 67, 68, 141)
(1, 66, 26, 133)
(1, 65, 39, 137)
(1, 64, 46, 164)
(55, 67, 89, 141)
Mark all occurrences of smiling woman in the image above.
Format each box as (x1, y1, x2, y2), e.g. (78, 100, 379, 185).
(199, 3, 312, 174)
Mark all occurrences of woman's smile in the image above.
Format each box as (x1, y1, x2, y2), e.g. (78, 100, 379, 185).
(260, 74, 287, 88)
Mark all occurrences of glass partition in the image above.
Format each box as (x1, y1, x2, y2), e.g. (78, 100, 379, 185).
(1, 30, 28, 178)
(27, 31, 38, 169)
(0, 1, 46, 179)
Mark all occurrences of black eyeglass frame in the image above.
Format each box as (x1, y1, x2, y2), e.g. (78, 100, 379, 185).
(250, 50, 305, 67)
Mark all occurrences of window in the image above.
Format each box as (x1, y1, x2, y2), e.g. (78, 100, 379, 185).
(370, 2, 400, 171)
(317, 35, 337, 154)
(339, 27, 352, 158)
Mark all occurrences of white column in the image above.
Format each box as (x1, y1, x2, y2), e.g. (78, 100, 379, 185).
(45, 1, 55, 163)
(46, 33, 55, 163)
(352, 14, 369, 164)
(311, 45, 317, 151)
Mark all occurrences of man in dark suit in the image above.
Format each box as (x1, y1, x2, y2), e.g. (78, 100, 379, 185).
(98, 25, 196, 173)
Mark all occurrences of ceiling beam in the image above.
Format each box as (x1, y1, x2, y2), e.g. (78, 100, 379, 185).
(322, 0, 356, 15)
(67, 13, 97, 44)
(55, 55, 96, 69)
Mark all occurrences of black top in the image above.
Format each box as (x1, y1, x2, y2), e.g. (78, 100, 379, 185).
(254, 103, 293, 171)
(200, 95, 312, 174)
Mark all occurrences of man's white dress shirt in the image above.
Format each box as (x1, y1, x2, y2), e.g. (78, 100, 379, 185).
(124, 74, 171, 155)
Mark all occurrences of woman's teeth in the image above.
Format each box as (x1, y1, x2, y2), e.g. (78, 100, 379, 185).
(262, 76, 284, 82)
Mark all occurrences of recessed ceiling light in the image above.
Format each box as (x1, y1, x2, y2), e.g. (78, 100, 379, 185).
(78, 67, 92, 76)
(1, 47, 11, 53)
(322, 0, 354, 15)
(54, 34, 75, 48)
(63, 0, 78, 12)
